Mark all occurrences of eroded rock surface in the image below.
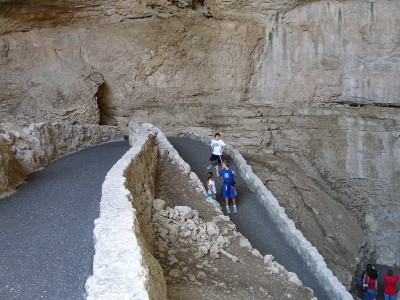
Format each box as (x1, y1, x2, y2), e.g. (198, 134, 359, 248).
(245, 153, 365, 287)
(1, 0, 399, 291)
(0, 135, 26, 197)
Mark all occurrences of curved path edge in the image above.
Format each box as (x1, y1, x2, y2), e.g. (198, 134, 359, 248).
(168, 127, 353, 300)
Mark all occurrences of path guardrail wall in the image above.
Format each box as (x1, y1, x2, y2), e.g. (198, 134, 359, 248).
(85, 128, 167, 300)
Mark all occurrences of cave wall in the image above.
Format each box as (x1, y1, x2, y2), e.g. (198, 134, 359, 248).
(1, 0, 399, 286)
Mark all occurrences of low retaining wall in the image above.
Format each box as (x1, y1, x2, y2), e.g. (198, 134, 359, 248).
(0, 122, 125, 196)
(173, 128, 353, 300)
(86, 122, 217, 299)
(85, 128, 167, 299)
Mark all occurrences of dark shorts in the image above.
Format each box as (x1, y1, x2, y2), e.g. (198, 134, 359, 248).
(209, 154, 224, 164)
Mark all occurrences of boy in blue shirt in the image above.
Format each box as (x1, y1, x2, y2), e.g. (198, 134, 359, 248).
(215, 160, 238, 214)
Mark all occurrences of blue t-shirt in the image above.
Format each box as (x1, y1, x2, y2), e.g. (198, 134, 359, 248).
(220, 168, 235, 184)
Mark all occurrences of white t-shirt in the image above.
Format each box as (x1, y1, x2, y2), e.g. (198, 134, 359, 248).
(207, 179, 216, 194)
(211, 139, 226, 155)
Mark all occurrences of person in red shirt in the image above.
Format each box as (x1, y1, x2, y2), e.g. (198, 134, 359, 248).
(364, 269, 378, 300)
(384, 264, 399, 300)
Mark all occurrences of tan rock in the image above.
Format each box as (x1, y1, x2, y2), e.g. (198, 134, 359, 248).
(0, 136, 26, 196)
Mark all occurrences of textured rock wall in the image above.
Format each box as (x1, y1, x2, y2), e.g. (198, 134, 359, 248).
(1, 0, 399, 286)
(0, 122, 125, 196)
(0, 17, 264, 125)
(0, 135, 26, 197)
(249, 0, 400, 106)
(0, 33, 103, 125)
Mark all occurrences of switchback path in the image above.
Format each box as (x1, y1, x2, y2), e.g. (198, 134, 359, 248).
(168, 137, 330, 300)
(0, 141, 129, 300)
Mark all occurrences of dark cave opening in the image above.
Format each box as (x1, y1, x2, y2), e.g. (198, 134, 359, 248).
(95, 82, 115, 126)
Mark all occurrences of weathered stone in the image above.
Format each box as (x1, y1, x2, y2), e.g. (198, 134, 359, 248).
(197, 271, 206, 280)
(206, 222, 219, 236)
(264, 254, 274, 265)
(175, 206, 193, 219)
(198, 246, 208, 255)
(153, 199, 166, 211)
(0, 136, 26, 196)
(169, 269, 181, 278)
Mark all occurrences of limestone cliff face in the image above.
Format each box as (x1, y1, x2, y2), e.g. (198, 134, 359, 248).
(249, 0, 400, 107)
(1, 0, 399, 290)
(0, 17, 264, 125)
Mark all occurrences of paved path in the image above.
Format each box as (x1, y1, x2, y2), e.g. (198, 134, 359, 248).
(169, 137, 331, 299)
(0, 141, 129, 300)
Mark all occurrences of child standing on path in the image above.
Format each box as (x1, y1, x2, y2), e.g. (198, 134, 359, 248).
(384, 263, 398, 300)
(207, 172, 217, 200)
(208, 133, 226, 169)
(215, 160, 238, 214)
(363, 269, 378, 300)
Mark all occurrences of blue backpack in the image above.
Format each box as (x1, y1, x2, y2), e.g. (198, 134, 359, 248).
(358, 270, 367, 287)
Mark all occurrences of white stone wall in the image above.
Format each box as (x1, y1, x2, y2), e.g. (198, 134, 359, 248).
(85, 129, 167, 300)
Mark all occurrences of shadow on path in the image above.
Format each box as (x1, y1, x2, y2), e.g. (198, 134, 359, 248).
(169, 137, 330, 300)
(0, 141, 129, 300)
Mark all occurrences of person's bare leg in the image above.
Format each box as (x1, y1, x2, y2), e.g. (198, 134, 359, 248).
(225, 197, 230, 206)
(232, 198, 237, 213)
(225, 197, 231, 213)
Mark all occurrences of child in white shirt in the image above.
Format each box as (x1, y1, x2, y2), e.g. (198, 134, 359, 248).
(207, 171, 216, 200)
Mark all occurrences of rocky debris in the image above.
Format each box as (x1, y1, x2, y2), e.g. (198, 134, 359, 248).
(153, 198, 167, 211)
(152, 204, 233, 263)
(151, 196, 315, 299)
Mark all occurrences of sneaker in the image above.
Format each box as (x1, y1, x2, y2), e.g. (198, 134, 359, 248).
(233, 205, 238, 213)
(226, 206, 231, 214)
(207, 166, 211, 169)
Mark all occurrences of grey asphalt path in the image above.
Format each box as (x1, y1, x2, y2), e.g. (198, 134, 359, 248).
(168, 137, 330, 300)
(0, 141, 129, 300)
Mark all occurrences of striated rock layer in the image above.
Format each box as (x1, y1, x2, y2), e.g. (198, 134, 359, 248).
(1, 0, 399, 291)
